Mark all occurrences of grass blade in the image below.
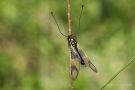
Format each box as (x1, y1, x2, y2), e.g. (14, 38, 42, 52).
(100, 56, 135, 90)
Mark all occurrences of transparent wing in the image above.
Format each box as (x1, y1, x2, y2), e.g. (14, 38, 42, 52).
(77, 44, 98, 73)
(69, 46, 81, 80)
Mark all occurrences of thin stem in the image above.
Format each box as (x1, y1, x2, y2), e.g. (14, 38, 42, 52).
(66, 0, 73, 90)
(100, 56, 135, 90)
(66, 0, 72, 36)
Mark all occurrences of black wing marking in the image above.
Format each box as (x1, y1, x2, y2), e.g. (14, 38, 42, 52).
(69, 46, 81, 80)
(74, 46, 87, 67)
(76, 44, 98, 73)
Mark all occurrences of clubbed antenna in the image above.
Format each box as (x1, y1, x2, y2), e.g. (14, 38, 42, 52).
(51, 12, 68, 37)
(75, 5, 84, 35)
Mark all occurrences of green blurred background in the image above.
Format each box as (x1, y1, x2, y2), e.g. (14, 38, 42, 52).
(0, 0, 135, 90)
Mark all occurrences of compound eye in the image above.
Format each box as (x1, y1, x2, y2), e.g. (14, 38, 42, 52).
(68, 38, 71, 41)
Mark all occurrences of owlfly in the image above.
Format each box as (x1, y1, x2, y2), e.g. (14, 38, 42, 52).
(51, 5, 97, 80)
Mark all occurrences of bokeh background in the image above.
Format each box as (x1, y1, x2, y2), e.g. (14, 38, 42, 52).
(0, 0, 135, 90)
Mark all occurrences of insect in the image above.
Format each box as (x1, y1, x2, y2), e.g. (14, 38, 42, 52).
(51, 5, 97, 80)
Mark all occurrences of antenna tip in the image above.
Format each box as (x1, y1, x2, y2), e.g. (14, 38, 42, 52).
(51, 12, 53, 15)
(82, 5, 84, 8)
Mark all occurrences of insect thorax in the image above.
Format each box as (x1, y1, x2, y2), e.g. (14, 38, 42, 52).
(68, 35, 77, 47)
